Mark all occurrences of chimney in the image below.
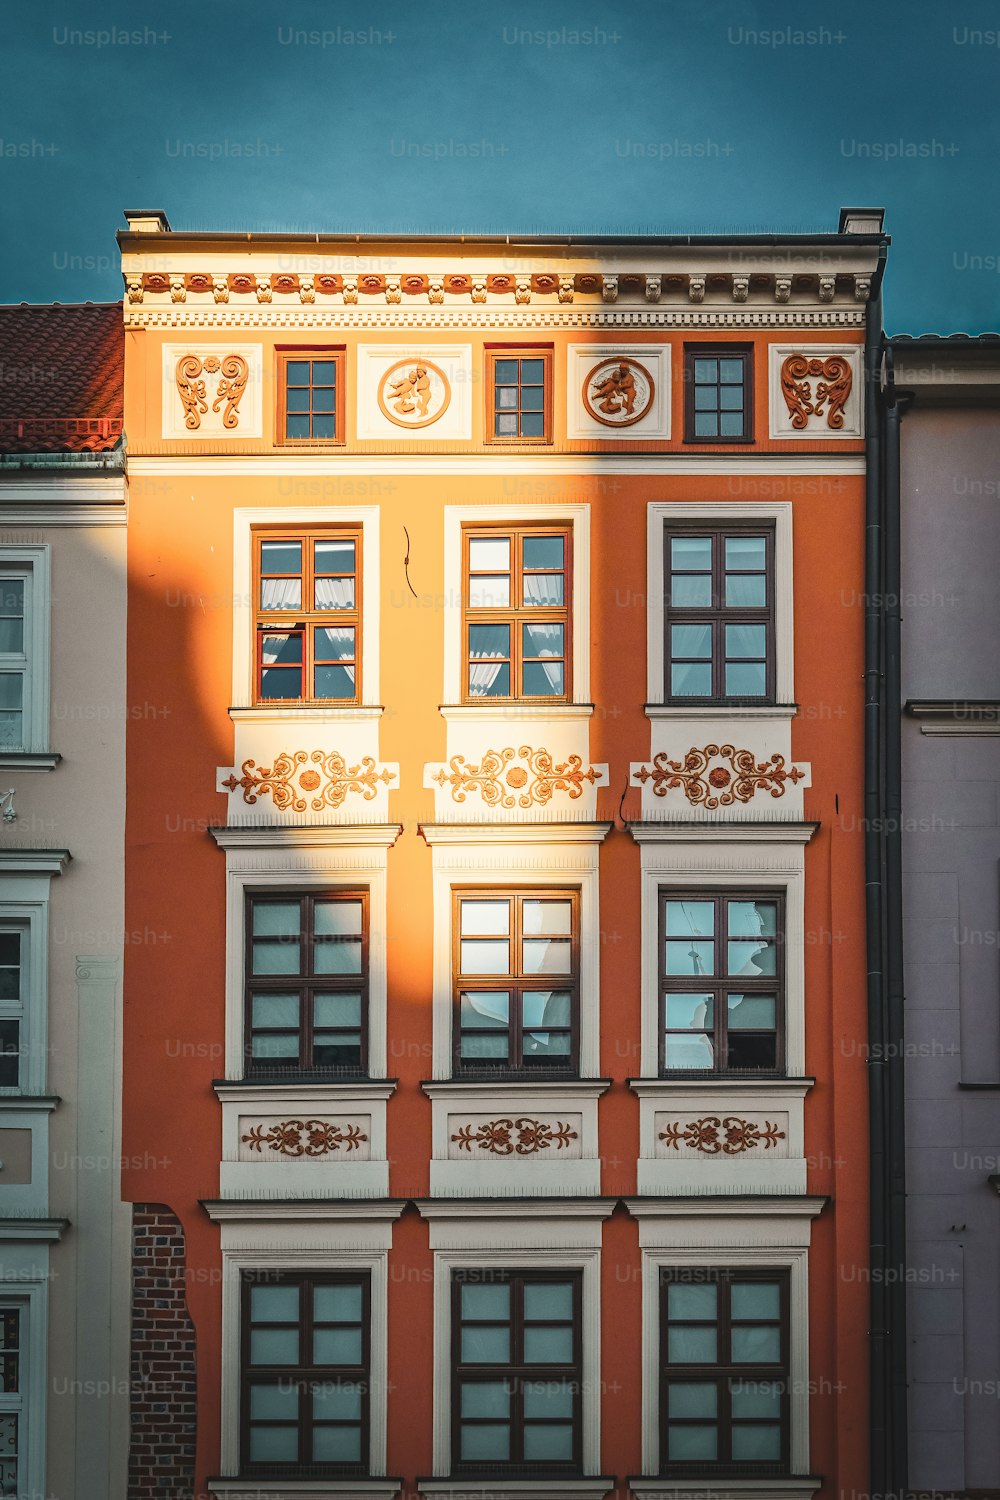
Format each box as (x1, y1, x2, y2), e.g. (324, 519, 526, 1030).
(123, 209, 172, 234)
(838, 207, 885, 235)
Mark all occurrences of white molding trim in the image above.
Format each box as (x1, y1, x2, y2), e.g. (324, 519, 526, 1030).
(208, 1481, 402, 1500)
(438, 704, 594, 723)
(129, 456, 867, 478)
(213, 836, 393, 1079)
(216, 1243, 392, 1479)
(646, 501, 794, 705)
(628, 822, 818, 845)
(636, 836, 809, 1077)
(0, 850, 70, 875)
(229, 706, 384, 725)
(425, 836, 605, 1077)
(442, 502, 590, 706)
(418, 1481, 613, 1500)
(0, 476, 126, 503)
(420, 823, 612, 847)
(231, 505, 381, 709)
(210, 825, 402, 851)
(645, 705, 797, 723)
(629, 1479, 821, 1500)
(429, 1244, 603, 1477)
(0, 506, 127, 528)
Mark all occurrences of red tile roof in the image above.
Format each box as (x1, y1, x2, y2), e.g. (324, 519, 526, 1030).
(0, 302, 123, 454)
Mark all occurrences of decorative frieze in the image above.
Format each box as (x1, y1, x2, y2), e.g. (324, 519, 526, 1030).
(240, 1118, 369, 1158)
(768, 343, 863, 439)
(632, 744, 807, 809)
(161, 343, 262, 438)
(220, 749, 396, 812)
(779, 353, 854, 430)
(174, 353, 249, 431)
(658, 1115, 786, 1155)
(430, 745, 606, 810)
(567, 343, 670, 439)
(451, 1116, 579, 1156)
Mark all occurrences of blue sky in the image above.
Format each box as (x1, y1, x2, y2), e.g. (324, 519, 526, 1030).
(1, 0, 998, 333)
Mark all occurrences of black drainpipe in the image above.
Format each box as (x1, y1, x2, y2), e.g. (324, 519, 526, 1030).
(882, 345, 913, 1499)
(863, 243, 889, 1500)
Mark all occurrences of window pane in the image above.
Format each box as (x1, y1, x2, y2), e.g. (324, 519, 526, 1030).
(259, 668, 302, 699)
(315, 626, 355, 662)
(461, 1034, 509, 1060)
(252, 940, 300, 976)
(460, 991, 510, 1027)
(520, 412, 545, 437)
(694, 412, 719, 437)
(732, 1326, 782, 1363)
(725, 573, 766, 607)
(460, 1424, 510, 1460)
(729, 901, 777, 938)
(671, 625, 712, 658)
(524, 1380, 575, 1418)
(461, 1327, 510, 1362)
(664, 1034, 715, 1069)
(461, 1381, 510, 1417)
(664, 994, 714, 1029)
(315, 664, 356, 699)
(719, 385, 744, 411)
(251, 1033, 298, 1060)
(728, 993, 777, 1029)
(251, 1284, 299, 1321)
(468, 575, 511, 608)
(523, 662, 565, 696)
(726, 662, 767, 695)
(494, 360, 519, 384)
(670, 574, 712, 607)
(524, 996, 569, 1032)
(520, 386, 545, 412)
(664, 939, 714, 976)
(314, 940, 362, 975)
(671, 662, 712, 697)
(0, 620, 23, 654)
(522, 938, 572, 975)
(524, 1282, 573, 1320)
(314, 901, 362, 936)
(521, 359, 545, 383)
(720, 358, 745, 383)
(251, 993, 299, 1027)
(731, 1379, 782, 1418)
(522, 623, 563, 658)
(522, 573, 564, 607)
(314, 992, 361, 1027)
(668, 1425, 719, 1460)
(731, 1283, 781, 1320)
(693, 359, 718, 382)
(461, 901, 509, 937)
(469, 538, 511, 572)
(469, 625, 510, 662)
(286, 361, 311, 386)
(524, 1425, 574, 1460)
(314, 1327, 363, 1364)
(732, 1425, 782, 1461)
(249, 1425, 299, 1462)
(253, 903, 300, 937)
(720, 411, 745, 437)
(287, 387, 310, 413)
(250, 1328, 299, 1364)
(495, 411, 518, 434)
(726, 624, 767, 659)
(728, 940, 776, 977)
(461, 1283, 510, 1320)
(460, 941, 509, 975)
(261, 541, 302, 574)
(523, 536, 564, 570)
(667, 1327, 717, 1362)
(668, 1382, 718, 1417)
(668, 1284, 717, 1320)
(313, 1381, 363, 1419)
(314, 1282, 362, 1322)
(524, 1326, 574, 1363)
(728, 1032, 778, 1070)
(315, 538, 354, 570)
(665, 901, 714, 938)
(312, 1426, 362, 1462)
(726, 536, 766, 570)
(314, 577, 355, 610)
(671, 536, 712, 570)
(523, 900, 572, 936)
(0, 580, 24, 615)
(250, 1382, 298, 1419)
(311, 387, 336, 414)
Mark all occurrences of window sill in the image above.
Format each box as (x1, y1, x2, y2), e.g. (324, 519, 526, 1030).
(214, 1078, 396, 1103)
(417, 1478, 613, 1500)
(439, 704, 594, 722)
(0, 751, 61, 771)
(628, 1478, 820, 1500)
(645, 704, 796, 722)
(629, 1077, 813, 1095)
(423, 1078, 610, 1097)
(0, 1094, 60, 1113)
(207, 1479, 402, 1500)
(229, 706, 383, 724)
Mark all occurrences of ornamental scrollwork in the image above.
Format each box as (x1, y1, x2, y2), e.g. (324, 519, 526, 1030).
(432, 745, 602, 810)
(451, 1117, 578, 1156)
(658, 1115, 785, 1155)
(175, 353, 249, 431)
(242, 1119, 368, 1157)
(221, 749, 396, 812)
(779, 354, 853, 430)
(633, 744, 805, 809)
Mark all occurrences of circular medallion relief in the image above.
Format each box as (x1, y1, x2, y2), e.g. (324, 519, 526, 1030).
(377, 358, 452, 429)
(582, 356, 655, 427)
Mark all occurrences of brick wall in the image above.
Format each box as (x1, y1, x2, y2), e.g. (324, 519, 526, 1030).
(127, 1204, 197, 1500)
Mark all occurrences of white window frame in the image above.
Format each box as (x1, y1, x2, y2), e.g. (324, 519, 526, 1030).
(442, 502, 591, 711)
(231, 506, 381, 713)
(647, 502, 793, 709)
(218, 1243, 390, 1478)
(0, 1282, 48, 1500)
(633, 826, 812, 1079)
(211, 827, 396, 1082)
(422, 825, 608, 1079)
(0, 546, 51, 755)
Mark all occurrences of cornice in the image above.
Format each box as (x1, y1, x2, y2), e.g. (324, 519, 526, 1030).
(414, 1197, 618, 1220)
(419, 822, 613, 846)
(125, 454, 868, 476)
(201, 1199, 407, 1223)
(627, 821, 819, 844)
(624, 1195, 828, 1219)
(0, 848, 71, 875)
(209, 824, 403, 850)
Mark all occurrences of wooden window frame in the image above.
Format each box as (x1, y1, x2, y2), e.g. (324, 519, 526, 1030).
(683, 344, 754, 444)
(252, 524, 362, 706)
(663, 522, 775, 705)
(452, 887, 581, 1078)
(658, 890, 785, 1077)
(658, 1267, 790, 1475)
(275, 347, 346, 447)
(451, 1268, 583, 1475)
(461, 522, 572, 704)
(240, 1269, 370, 1475)
(484, 346, 554, 445)
(244, 889, 369, 1080)
(0, 925, 23, 1092)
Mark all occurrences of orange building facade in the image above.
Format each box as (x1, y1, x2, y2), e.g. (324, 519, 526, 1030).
(118, 210, 886, 1500)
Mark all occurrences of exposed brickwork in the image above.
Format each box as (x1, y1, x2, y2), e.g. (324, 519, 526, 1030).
(127, 1205, 197, 1500)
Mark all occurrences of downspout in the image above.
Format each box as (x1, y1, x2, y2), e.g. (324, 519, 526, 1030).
(863, 243, 889, 1500)
(882, 346, 913, 1498)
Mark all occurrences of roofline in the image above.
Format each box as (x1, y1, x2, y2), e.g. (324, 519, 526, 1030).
(887, 333, 1000, 348)
(0, 300, 123, 312)
(116, 228, 890, 249)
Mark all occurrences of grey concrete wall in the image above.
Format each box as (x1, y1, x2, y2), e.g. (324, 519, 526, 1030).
(900, 405, 1000, 1491)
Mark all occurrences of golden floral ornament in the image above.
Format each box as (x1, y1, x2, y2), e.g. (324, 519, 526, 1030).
(220, 749, 396, 812)
(632, 744, 806, 808)
(451, 1117, 578, 1156)
(779, 353, 854, 430)
(430, 745, 605, 809)
(583, 356, 655, 427)
(377, 358, 452, 429)
(175, 353, 249, 431)
(659, 1116, 785, 1155)
(242, 1119, 368, 1157)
